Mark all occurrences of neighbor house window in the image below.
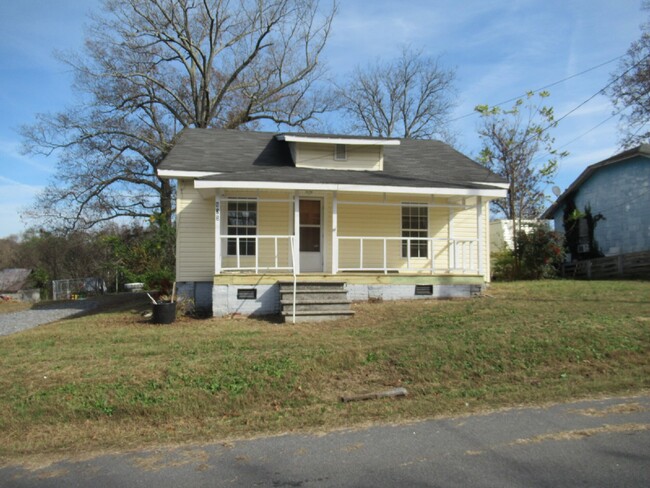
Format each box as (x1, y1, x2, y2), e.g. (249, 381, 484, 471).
(402, 205, 428, 258)
(227, 200, 257, 256)
(334, 144, 347, 160)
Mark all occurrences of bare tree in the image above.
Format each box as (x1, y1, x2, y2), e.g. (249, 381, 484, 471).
(339, 47, 456, 140)
(22, 0, 336, 230)
(475, 92, 567, 225)
(608, 2, 650, 147)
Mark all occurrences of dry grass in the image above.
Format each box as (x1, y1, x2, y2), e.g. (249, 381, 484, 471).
(0, 300, 32, 314)
(1, 280, 649, 461)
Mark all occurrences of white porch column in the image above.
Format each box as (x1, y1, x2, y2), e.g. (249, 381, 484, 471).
(477, 197, 484, 276)
(214, 191, 222, 275)
(332, 192, 338, 274)
(293, 192, 301, 274)
(448, 207, 455, 270)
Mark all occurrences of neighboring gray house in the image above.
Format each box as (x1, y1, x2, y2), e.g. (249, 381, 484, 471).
(542, 145, 650, 259)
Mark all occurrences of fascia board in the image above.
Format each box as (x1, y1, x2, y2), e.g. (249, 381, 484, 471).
(157, 169, 220, 178)
(194, 179, 508, 198)
(276, 135, 400, 146)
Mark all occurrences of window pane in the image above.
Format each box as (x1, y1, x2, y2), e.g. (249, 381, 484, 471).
(300, 227, 320, 252)
(300, 200, 320, 225)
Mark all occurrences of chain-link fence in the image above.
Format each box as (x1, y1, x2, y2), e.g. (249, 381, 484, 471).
(51, 278, 106, 301)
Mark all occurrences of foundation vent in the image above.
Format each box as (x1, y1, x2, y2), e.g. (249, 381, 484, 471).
(237, 288, 257, 300)
(414, 284, 433, 296)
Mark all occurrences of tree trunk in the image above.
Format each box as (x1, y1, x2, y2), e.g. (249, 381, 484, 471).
(160, 179, 174, 225)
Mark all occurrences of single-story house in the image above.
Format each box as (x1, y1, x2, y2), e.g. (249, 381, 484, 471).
(157, 130, 508, 320)
(0, 268, 40, 302)
(542, 145, 650, 260)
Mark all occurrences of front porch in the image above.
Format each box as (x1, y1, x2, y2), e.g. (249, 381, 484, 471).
(176, 186, 493, 317)
(213, 190, 488, 277)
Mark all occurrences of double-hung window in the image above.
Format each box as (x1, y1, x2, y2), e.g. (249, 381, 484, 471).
(402, 204, 428, 258)
(227, 200, 257, 256)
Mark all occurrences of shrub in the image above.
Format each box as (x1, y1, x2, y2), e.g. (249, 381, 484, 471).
(515, 225, 565, 279)
(492, 224, 565, 280)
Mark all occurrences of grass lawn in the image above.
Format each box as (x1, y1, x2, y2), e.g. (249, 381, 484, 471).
(1, 280, 649, 461)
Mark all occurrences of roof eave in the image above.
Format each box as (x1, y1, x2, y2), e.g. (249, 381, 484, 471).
(276, 134, 401, 146)
(194, 179, 508, 198)
(157, 169, 221, 179)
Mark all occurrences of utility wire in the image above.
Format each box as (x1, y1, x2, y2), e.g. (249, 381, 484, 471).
(519, 51, 650, 161)
(451, 54, 625, 122)
(533, 62, 650, 166)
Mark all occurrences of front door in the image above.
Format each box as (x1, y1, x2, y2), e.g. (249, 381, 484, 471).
(299, 199, 323, 272)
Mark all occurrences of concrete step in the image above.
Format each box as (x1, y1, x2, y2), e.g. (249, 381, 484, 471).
(278, 281, 347, 291)
(281, 309, 355, 323)
(280, 298, 350, 305)
(278, 280, 353, 323)
(281, 301, 352, 312)
(279, 290, 348, 301)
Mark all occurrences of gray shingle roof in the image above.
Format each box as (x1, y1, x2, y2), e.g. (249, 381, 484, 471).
(158, 129, 507, 190)
(0, 268, 32, 293)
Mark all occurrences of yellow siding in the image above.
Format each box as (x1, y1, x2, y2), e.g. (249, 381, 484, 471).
(337, 193, 457, 272)
(176, 179, 215, 281)
(221, 191, 293, 270)
(295, 143, 382, 170)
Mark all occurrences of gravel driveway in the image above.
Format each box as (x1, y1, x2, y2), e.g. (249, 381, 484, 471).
(0, 301, 98, 337)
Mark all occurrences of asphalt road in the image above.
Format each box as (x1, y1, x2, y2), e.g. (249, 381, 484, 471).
(2, 394, 649, 487)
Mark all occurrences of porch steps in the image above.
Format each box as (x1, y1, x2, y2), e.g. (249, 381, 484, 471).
(278, 281, 354, 323)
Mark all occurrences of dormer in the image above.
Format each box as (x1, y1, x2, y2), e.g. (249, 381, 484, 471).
(276, 133, 400, 171)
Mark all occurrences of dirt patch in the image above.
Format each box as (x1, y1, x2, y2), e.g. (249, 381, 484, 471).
(508, 423, 650, 446)
(570, 402, 645, 417)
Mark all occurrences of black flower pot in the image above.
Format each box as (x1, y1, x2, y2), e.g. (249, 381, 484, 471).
(152, 302, 176, 324)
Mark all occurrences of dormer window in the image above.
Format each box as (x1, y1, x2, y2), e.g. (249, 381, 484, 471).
(334, 144, 347, 161)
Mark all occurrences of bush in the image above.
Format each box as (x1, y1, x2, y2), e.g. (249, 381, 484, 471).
(492, 248, 517, 281)
(492, 224, 565, 280)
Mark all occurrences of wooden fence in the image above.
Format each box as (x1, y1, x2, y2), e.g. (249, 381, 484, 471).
(562, 251, 650, 279)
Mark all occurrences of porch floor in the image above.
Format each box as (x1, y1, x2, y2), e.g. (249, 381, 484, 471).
(213, 272, 485, 286)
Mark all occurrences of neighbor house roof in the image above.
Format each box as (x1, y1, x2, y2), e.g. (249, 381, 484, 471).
(158, 129, 508, 192)
(0, 268, 32, 293)
(541, 144, 650, 219)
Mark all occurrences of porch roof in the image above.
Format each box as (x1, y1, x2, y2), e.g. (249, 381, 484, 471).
(194, 166, 507, 197)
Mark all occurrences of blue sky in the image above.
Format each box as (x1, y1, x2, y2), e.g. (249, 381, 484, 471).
(0, 0, 645, 238)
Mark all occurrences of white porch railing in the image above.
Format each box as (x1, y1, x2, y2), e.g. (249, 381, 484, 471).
(218, 235, 479, 275)
(336, 236, 479, 274)
(220, 235, 295, 273)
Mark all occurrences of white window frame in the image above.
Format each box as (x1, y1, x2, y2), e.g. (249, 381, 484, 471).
(226, 199, 257, 256)
(401, 204, 428, 258)
(334, 144, 347, 161)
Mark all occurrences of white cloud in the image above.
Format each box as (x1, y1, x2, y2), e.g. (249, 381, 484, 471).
(0, 139, 55, 173)
(0, 176, 43, 237)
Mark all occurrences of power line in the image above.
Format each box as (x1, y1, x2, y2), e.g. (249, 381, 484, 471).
(535, 51, 650, 145)
(451, 54, 625, 122)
